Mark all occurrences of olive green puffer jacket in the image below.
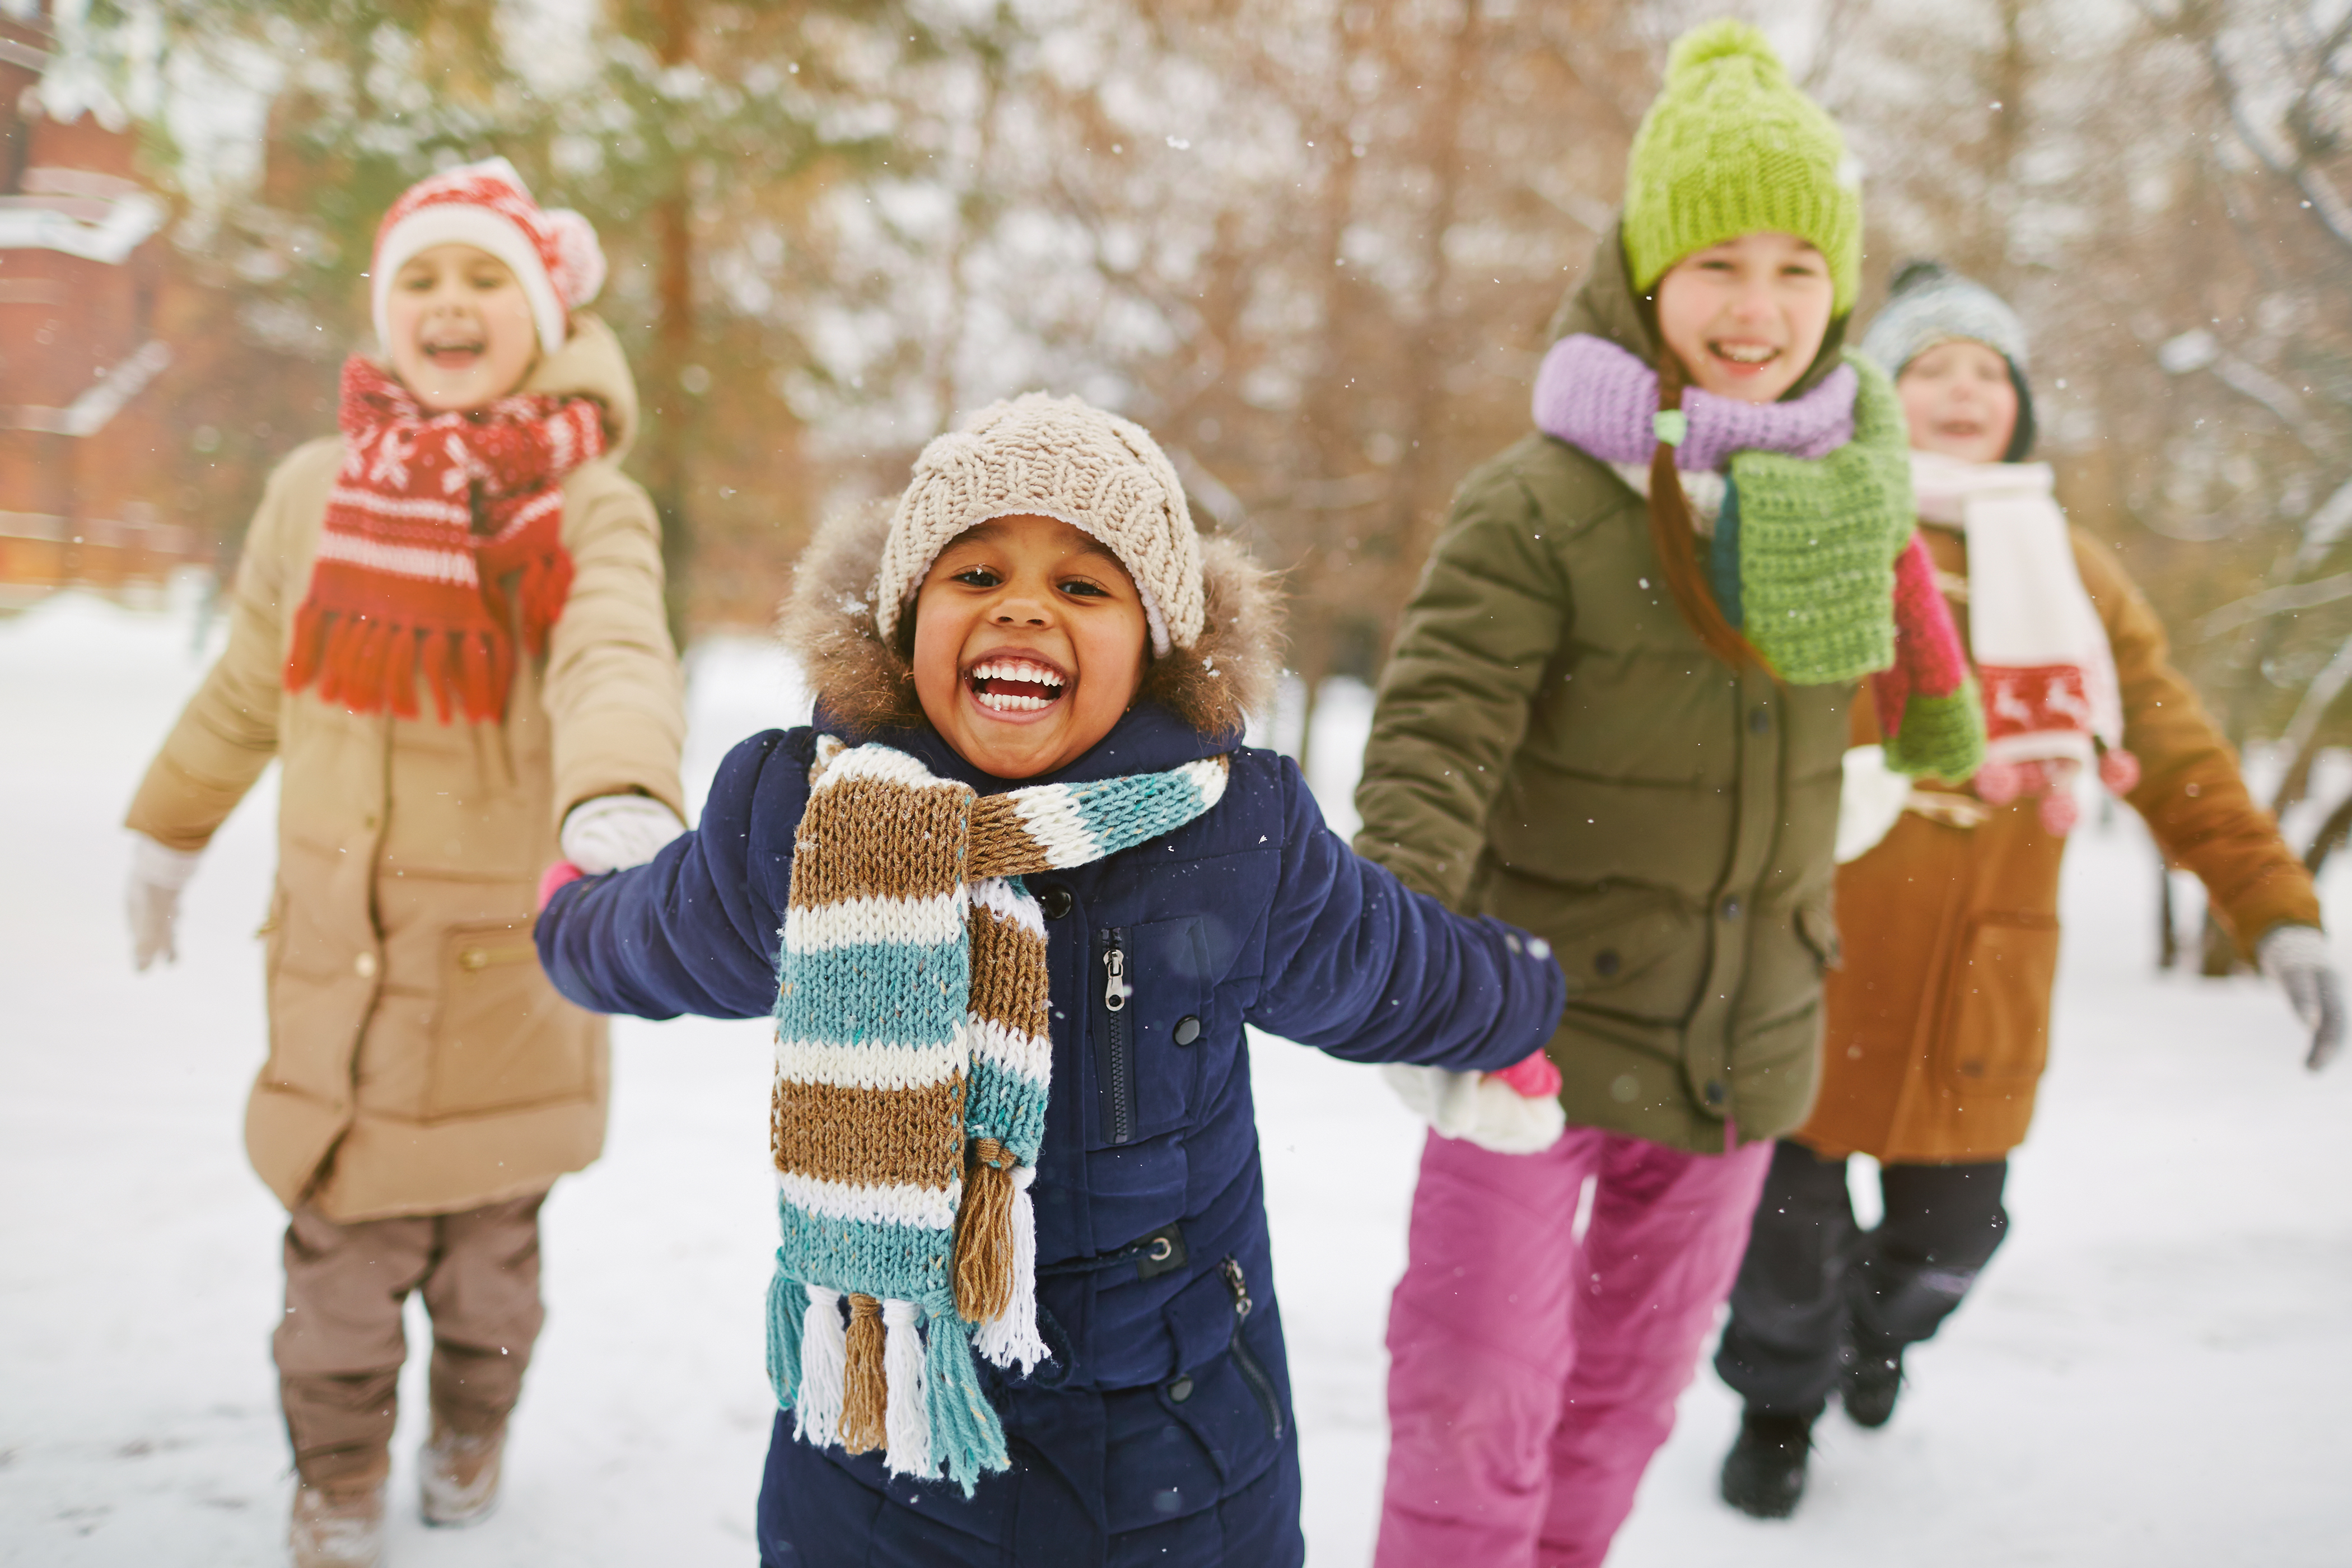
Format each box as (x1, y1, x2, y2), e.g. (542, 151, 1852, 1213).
(1354, 228, 1855, 1154)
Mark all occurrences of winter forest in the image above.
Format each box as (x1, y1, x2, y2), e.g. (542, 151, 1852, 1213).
(4, 0, 2351, 1564)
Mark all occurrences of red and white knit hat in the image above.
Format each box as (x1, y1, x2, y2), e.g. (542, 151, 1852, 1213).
(369, 157, 605, 357)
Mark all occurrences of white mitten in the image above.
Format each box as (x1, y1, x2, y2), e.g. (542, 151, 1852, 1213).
(2256, 924, 2345, 1071)
(1382, 1063, 1567, 1155)
(1836, 745, 1912, 865)
(127, 833, 202, 971)
(559, 794, 685, 874)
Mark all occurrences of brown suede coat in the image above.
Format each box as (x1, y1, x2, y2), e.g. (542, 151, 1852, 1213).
(1799, 524, 2319, 1164)
(126, 316, 685, 1221)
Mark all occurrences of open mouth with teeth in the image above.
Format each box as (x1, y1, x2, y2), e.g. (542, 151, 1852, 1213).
(1708, 339, 1782, 369)
(966, 656, 1068, 715)
(421, 326, 488, 369)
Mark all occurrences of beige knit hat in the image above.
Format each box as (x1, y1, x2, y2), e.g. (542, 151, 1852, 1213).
(873, 393, 1204, 657)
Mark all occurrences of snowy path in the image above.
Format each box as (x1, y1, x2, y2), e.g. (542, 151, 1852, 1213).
(3, 592, 2347, 1566)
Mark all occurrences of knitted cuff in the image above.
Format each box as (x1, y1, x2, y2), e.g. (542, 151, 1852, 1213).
(1882, 681, 1986, 783)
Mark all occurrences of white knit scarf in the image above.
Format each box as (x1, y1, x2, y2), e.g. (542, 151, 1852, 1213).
(1910, 450, 2122, 769)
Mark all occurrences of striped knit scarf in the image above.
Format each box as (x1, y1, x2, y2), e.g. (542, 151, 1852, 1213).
(766, 737, 1231, 1492)
(283, 356, 604, 723)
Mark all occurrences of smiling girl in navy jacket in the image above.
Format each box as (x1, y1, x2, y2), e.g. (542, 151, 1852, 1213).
(534, 393, 1565, 1567)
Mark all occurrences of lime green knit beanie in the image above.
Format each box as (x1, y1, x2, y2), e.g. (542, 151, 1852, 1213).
(1623, 20, 1862, 312)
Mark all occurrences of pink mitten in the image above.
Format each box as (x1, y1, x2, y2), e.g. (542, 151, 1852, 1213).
(536, 860, 585, 912)
(2099, 748, 2141, 795)
(1491, 1049, 1562, 1099)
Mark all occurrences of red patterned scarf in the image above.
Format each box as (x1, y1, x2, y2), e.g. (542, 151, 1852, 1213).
(284, 356, 605, 723)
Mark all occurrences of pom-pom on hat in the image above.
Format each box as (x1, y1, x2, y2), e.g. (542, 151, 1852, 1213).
(370, 156, 606, 358)
(1859, 259, 2037, 459)
(1622, 20, 1863, 313)
(874, 393, 1204, 658)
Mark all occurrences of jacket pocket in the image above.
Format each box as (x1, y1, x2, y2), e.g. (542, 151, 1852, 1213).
(1796, 897, 1842, 972)
(1093, 918, 1211, 1148)
(1155, 1258, 1285, 1487)
(1481, 874, 1695, 1018)
(424, 918, 593, 1121)
(1939, 915, 2061, 1085)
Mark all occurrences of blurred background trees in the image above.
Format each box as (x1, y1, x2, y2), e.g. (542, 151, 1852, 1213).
(62, 0, 2352, 841)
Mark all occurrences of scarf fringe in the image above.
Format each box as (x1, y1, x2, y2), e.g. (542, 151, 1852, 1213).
(285, 604, 521, 725)
(794, 1286, 847, 1449)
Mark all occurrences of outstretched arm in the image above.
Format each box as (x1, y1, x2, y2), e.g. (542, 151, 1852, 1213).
(1247, 758, 1564, 1071)
(536, 729, 805, 1020)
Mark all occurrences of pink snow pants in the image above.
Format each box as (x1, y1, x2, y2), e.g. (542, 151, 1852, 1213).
(1374, 1126, 1772, 1568)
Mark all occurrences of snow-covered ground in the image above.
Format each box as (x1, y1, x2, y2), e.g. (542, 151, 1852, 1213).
(3, 589, 2348, 1566)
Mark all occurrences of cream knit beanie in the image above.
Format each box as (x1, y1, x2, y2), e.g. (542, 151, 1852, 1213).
(874, 393, 1204, 657)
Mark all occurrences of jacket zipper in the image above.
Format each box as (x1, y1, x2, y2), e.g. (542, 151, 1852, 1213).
(1102, 929, 1135, 1145)
(1221, 1256, 1284, 1440)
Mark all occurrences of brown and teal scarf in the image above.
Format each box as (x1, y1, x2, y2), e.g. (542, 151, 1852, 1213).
(764, 737, 1230, 1492)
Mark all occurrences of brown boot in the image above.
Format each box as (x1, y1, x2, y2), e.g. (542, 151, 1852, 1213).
(419, 1419, 504, 1528)
(288, 1480, 386, 1568)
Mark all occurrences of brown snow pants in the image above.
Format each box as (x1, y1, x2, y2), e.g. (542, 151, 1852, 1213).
(274, 1191, 549, 1488)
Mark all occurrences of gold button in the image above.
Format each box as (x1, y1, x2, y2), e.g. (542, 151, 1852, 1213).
(354, 952, 377, 979)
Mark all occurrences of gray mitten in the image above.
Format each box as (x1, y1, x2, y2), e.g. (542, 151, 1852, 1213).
(2256, 924, 2344, 1071)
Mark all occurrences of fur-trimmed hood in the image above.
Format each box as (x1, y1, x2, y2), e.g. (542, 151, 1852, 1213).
(777, 501, 1284, 744)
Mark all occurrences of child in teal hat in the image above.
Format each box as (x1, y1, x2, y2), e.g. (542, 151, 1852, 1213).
(1358, 21, 1977, 1565)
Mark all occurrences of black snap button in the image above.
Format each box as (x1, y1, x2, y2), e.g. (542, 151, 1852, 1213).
(1721, 897, 1742, 921)
(1593, 949, 1621, 978)
(1748, 706, 1771, 734)
(1173, 1014, 1202, 1046)
(1038, 885, 1074, 920)
(1166, 1375, 1195, 1403)
(1704, 1079, 1728, 1107)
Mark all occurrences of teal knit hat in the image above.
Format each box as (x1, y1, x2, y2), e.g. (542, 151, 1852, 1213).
(1623, 20, 1863, 312)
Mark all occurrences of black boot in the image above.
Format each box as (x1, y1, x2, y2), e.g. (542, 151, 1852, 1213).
(1842, 1343, 1903, 1429)
(1719, 1409, 1813, 1519)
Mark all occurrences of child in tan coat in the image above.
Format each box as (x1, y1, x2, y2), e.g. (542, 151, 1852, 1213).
(123, 160, 685, 1567)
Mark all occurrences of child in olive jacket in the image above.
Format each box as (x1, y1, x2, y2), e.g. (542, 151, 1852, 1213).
(1357, 24, 1979, 1565)
(534, 394, 1565, 1567)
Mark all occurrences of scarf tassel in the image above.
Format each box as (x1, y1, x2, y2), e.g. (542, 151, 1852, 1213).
(970, 1164, 1047, 1374)
(764, 1256, 804, 1410)
(793, 1285, 847, 1450)
(925, 1309, 1010, 1497)
(881, 1300, 933, 1479)
(839, 1293, 889, 1454)
(953, 1138, 1019, 1324)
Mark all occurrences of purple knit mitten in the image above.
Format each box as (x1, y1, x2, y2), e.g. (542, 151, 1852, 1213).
(1532, 334, 1858, 470)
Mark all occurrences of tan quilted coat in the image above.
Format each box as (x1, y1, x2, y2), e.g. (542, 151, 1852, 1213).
(126, 315, 685, 1221)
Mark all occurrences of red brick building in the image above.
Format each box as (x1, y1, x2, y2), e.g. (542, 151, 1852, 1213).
(1, 2, 186, 601)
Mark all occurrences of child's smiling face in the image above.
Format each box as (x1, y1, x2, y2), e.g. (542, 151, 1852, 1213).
(1653, 232, 1836, 405)
(910, 514, 1150, 779)
(1897, 339, 2019, 464)
(384, 243, 540, 412)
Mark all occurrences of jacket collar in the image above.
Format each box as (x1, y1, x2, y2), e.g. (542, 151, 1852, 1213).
(814, 699, 1231, 795)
